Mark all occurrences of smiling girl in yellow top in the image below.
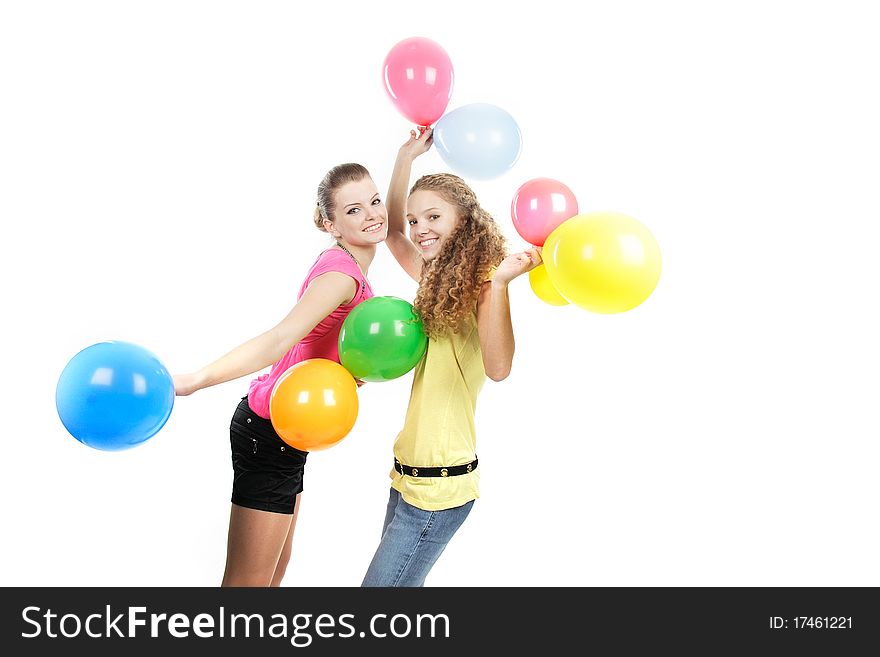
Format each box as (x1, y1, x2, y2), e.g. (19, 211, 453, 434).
(361, 127, 540, 587)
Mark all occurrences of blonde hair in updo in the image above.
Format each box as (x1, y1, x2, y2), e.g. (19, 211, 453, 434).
(313, 163, 372, 231)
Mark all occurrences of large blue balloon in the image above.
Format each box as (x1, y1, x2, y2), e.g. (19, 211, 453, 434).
(56, 341, 175, 451)
(433, 103, 522, 180)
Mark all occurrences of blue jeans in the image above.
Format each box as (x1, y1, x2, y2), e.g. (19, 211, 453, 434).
(361, 488, 474, 587)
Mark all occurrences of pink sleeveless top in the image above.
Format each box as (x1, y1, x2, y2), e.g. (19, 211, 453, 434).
(247, 248, 373, 418)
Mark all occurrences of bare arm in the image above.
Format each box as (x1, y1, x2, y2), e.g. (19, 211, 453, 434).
(385, 128, 433, 282)
(173, 272, 357, 395)
(476, 248, 542, 381)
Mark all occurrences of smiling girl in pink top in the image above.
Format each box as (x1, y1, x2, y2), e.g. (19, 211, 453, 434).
(172, 163, 384, 587)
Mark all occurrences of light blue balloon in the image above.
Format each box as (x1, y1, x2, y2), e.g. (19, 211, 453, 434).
(433, 103, 523, 180)
(55, 341, 175, 451)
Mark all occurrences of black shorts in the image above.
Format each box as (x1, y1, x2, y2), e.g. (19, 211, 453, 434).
(229, 396, 308, 514)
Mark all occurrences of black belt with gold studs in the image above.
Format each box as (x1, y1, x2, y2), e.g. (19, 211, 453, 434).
(394, 457, 478, 478)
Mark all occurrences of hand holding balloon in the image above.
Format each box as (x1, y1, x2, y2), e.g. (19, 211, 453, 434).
(398, 126, 434, 161)
(493, 247, 542, 285)
(172, 371, 203, 397)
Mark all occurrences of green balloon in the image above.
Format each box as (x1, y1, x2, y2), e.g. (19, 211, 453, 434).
(339, 296, 428, 382)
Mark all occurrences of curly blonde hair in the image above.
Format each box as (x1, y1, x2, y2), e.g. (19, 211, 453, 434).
(411, 174, 508, 337)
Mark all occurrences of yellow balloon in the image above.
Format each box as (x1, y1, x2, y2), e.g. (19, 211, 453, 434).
(543, 212, 661, 314)
(528, 263, 569, 306)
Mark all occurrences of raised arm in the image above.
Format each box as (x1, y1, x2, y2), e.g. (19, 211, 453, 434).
(172, 272, 357, 395)
(476, 248, 542, 381)
(385, 127, 433, 282)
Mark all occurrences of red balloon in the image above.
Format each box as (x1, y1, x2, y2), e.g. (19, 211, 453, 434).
(511, 178, 579, 246)
(382, 37, 454, 126)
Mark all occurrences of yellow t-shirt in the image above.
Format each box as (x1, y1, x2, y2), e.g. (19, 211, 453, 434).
(390, 313, 486, 511)
(390, 268, 498, 510)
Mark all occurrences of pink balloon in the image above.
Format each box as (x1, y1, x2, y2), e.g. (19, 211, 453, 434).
(510, 178, 579, 246)
(382, 37, 454, 126)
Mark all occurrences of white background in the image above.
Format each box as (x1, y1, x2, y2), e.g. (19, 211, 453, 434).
(1, 0, 878, 587)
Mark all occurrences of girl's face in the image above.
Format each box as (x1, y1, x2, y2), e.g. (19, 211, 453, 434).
(328, 177, 388, 245)
(406, 189, 461, 261)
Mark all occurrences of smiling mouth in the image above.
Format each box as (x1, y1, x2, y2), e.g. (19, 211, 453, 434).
(419, 238, 438, 248)
(363, 223, 384, 233)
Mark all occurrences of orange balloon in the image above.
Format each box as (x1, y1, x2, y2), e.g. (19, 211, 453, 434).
(269, 358, 359, 451)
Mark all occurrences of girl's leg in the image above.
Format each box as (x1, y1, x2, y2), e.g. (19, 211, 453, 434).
(270, 493, 301, 587)
(378, 487, 399, 538)
(361, 489, 473, 587)
(222, 503, 295, 587)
